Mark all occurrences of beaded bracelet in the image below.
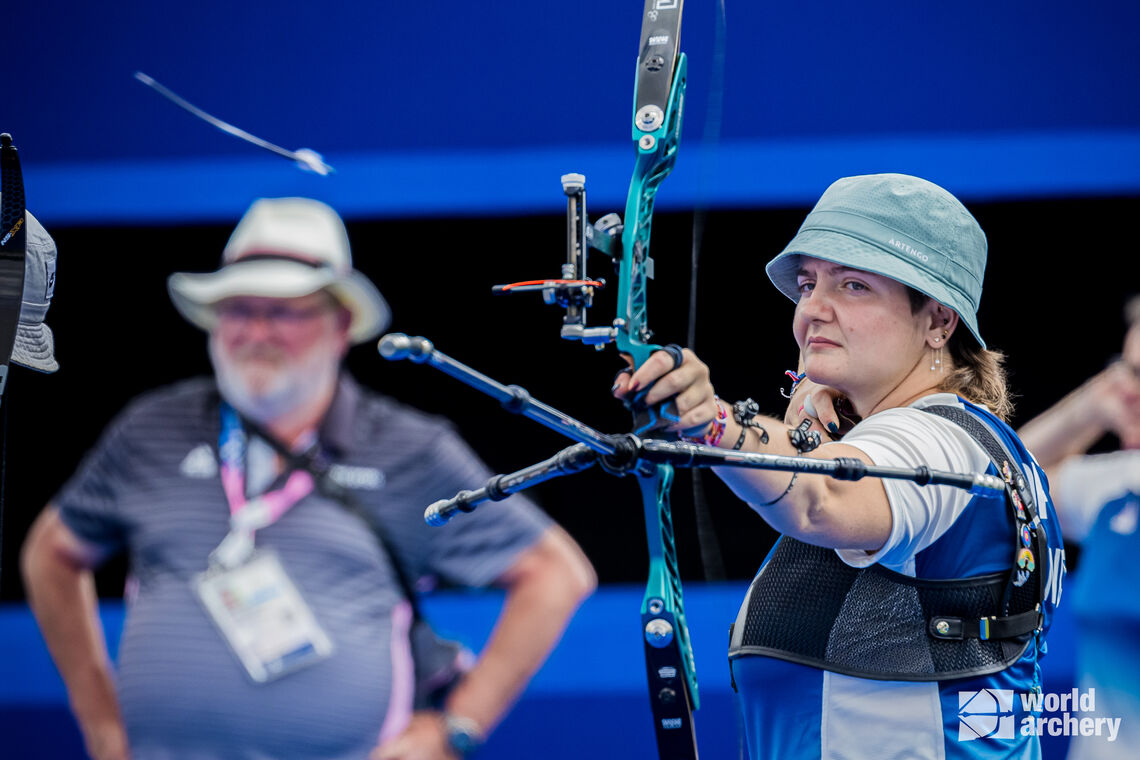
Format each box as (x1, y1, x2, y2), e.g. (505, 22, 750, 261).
(681, 397, 728, 447)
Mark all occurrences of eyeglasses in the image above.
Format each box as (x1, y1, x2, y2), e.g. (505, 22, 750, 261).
(215, 300, 334, 325)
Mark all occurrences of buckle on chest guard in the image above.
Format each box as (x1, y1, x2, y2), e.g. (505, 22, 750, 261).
(930, 617, 966, 640)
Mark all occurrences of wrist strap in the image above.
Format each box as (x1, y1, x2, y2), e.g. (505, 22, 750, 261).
(756, 471, 797, 507)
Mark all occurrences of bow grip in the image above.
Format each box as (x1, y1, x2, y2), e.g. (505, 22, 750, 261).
(623, 344, 684, 436)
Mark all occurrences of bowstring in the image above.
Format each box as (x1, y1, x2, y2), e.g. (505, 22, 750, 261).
(690, 0, 728, 582)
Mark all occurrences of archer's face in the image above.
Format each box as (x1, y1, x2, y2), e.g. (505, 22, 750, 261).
(792, 257, 930, 405)
(208, 292, 350, 420)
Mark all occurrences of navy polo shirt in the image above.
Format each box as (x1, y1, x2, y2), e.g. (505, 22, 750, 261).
(56, 375, 551, 760)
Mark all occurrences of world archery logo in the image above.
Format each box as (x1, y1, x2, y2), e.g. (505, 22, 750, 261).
(958, 688, 1015, 741)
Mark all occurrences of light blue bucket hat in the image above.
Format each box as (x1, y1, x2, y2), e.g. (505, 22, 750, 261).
(765, 173, 988, 348)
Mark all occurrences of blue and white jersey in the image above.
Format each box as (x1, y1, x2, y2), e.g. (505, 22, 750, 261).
(731, 394, 1066, 759)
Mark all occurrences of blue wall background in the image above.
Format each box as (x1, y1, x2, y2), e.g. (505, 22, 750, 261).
(7, 0, 1140, 224)
(0, 583, 1082, 759)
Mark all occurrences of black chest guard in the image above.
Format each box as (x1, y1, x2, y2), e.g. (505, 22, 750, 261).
(728, 405, 1047, 682)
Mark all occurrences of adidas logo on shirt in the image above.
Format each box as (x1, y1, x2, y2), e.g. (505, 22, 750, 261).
(177, 442, 382, 490)
(180, 443, 218, 478)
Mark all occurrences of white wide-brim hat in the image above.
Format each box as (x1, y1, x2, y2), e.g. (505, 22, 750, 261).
(167, 197, 390, 344)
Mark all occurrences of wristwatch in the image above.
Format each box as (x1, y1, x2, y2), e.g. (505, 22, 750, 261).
(444, 713, 484, 757)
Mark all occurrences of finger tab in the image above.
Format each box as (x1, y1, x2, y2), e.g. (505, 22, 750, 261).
(658, 343, 685, 371)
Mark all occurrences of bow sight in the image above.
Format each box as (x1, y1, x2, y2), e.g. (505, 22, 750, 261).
(492, 173, 619, 347)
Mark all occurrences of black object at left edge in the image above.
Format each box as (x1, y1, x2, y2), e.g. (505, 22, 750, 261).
(0, 132, 28, 399)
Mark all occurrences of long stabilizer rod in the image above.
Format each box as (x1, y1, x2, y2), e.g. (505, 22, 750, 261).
(423, 436, 1006, 526)
(637, 439, 1006, 492)
(379, 333, 619, 455)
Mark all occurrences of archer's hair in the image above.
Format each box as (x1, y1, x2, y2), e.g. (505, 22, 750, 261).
(908, 288, 1014, 421)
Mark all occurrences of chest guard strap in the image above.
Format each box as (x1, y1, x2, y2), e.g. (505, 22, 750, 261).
(727, 405, 1047, 682)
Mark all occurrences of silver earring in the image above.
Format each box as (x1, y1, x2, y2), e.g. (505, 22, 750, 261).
(930, 331, 947, 371)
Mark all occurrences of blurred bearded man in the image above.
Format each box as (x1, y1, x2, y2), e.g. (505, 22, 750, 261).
(22, 197, 596, 760)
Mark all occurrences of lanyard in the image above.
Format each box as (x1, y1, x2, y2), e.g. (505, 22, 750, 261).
(211, 402, 315, 568)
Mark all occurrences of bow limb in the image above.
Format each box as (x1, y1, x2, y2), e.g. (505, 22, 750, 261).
(618, 4, 699, 759)
(616, 8, 686, 371)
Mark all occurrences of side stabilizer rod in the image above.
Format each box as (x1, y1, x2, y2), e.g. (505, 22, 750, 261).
(425, 443, 599, 526)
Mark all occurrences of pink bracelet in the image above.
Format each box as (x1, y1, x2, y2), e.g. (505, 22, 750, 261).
(682, 398, 729, 447)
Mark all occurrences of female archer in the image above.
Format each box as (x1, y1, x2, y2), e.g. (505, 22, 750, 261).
(615, 173, 1065, 758)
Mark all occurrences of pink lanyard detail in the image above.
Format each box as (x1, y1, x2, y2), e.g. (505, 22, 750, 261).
(220, 464, 315, 526)
(218, 402, 316, 533)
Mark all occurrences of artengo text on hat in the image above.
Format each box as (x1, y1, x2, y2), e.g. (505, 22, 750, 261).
(888, 238, 930, 263)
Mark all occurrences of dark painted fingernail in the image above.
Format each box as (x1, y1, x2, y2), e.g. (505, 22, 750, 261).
(827, 422, 839, 433)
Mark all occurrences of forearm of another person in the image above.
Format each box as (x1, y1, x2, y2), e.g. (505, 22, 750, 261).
(445, 525, 595, 732)
(1020, 361, 1140, 475)
(373, 525, 596, 759)
(20, 506, 130, 760)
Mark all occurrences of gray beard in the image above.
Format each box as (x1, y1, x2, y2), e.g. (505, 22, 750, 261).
(209, 339, 339, 425)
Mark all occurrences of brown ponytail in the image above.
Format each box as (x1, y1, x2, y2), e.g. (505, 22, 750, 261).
(908, 289, 1014, 421)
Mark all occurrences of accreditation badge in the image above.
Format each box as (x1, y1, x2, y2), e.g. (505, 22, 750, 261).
(193, 550, 334, 683)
